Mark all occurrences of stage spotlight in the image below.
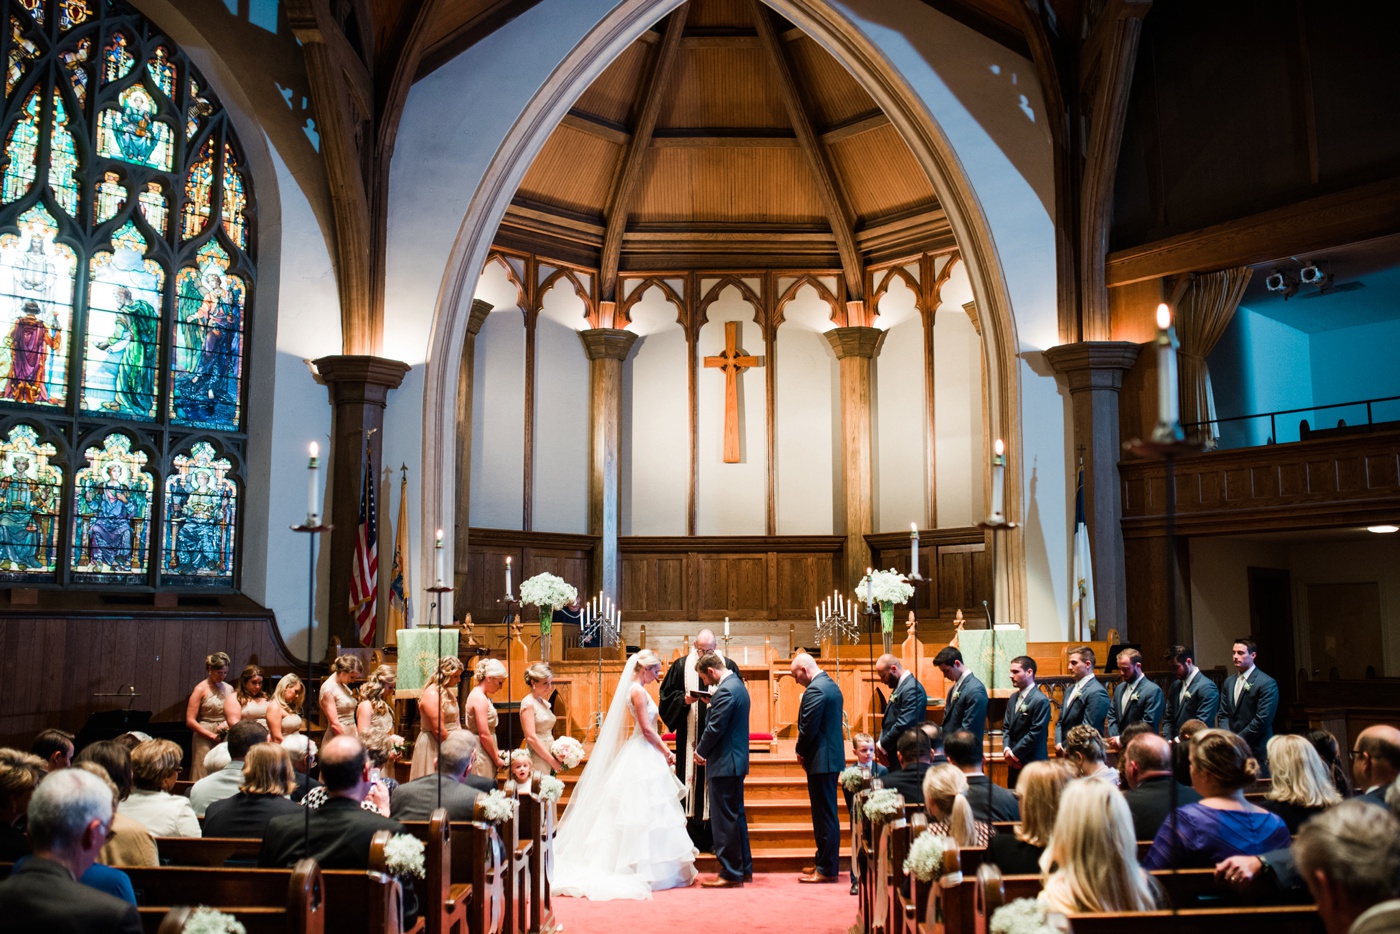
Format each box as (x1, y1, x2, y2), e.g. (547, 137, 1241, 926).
(1300, 263, 1324, 284)
(1265, 271, 1287, 291)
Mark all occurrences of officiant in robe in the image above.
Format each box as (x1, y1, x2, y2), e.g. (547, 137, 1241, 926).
(659, 628, 741, 851)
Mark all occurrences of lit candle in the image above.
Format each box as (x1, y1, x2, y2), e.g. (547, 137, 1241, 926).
(306, 442, 320, 524)
(989, 438, 1006, 523)
(866, 568, 873, 607)
(724, 617, 730, 637)
(505, 556, 512, 598)
(910, 522, 920, 576)
(815, 606, 820, 627)
(434, 529, 444, 587)
(616, 611, 622, 631)
(1153, 303, 1183, 442)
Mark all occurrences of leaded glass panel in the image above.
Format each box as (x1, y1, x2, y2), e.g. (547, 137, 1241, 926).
(138, 180, 165, 234)
(7, 17, 38, 95)
(0, 205, 73, 406)
(81, 222, 162, 419)
(221, 144, 247, 249)
(48, 92, 80, 217)
(102, 30, 133, 84)
(96, 85, 174, 170)
(0, 424, 61, 579)
(161, 441, 234, 584)
(171, 241, 241, 429)
(146, 46, 173, 98)
(59, 37, 90, 106)
(94, 170, 126, 224)
(71, 431, 151, 579)
(2, 89, 39, 203)
(182, 141, 211, 240)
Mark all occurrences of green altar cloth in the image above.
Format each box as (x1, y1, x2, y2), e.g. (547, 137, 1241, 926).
(396, 628, 460, 693)
(959, 627, 1027, 693)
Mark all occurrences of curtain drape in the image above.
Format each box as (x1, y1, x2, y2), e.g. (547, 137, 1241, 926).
(1176, 267, 1252, 448)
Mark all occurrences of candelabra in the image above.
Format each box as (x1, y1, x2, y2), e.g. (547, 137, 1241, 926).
(817, 607, 859, 736)
(582, 607, 620, 741)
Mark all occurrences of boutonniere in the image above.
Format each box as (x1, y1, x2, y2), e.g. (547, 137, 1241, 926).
(1182, 690, 1192, 700)
(952, 689, 961, 701)
(1129, 692, 1140, 703)
(1016, 701, 1028, 714)
(1242, 682, 1252, 693)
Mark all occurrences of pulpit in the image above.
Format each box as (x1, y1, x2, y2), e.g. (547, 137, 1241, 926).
(957, 627, 1026, 695)
(396, 628, 460, 697)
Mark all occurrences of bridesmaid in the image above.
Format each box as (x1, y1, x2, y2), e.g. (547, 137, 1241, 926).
(409, 656, 464, 780)
(356, 665, 397, 740)
(465, 658, 508, 779)
(236, 665, 269, 727)
(520, 662, 562, 775)
(185, 652, 241, 780)
(320, 654, 363, 747)
(267, 674, 305, 742)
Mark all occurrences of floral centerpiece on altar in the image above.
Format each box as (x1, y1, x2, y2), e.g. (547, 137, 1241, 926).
(855, 569, 915, 651)
(519, 572, 578, 659)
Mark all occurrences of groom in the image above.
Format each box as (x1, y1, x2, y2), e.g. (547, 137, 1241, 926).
(694, 650, 752, 888)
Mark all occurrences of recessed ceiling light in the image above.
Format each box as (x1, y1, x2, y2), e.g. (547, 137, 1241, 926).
(1367, 525, 1399, 534)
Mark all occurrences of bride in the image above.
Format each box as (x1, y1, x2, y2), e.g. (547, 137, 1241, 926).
(553, 649, 698, 900)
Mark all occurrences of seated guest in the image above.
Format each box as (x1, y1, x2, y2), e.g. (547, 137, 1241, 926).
(1293, 800, 1400, 934)
(1063, 725, 1118, 785)
(120, 740, 200, 838)
(1261, 734, 1342, 832)
(1307, 728, 1352, 799)
(191, 719, 269, 817)
(0, 768, 142, 933)
(50, 765, 137, 904)
(73, 741, 157, 868)
(1143, 729, 1289, 869)
(281, 734, 321, 803)
(987, 760, 1070, 875)
(203, 744, 303, 838)
(1173, 718, 1209, 787)
(1114, 722, 1155, 785)
(202, 742, 231, 775)
(1351, 725, 1400, 809)
(362, 729, 402, 798)
(1121, 733, 1201, 841)
(1040, 778, 1162, 914)
(0, 748, 45, 860)
(391, 731, 484, 821)
(921, 722, 947, 766)
(30, 729, 74, 774)
(945, 729, 1019, 822)
(922, 763, 991, 847)
(884, 728, 932, 806)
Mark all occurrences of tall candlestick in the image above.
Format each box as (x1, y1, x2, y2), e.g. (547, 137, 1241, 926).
(815, 606, 820, 627)
(1153, 303, 1184, 443)
(866, 568, 873, 608)
(911, 522, 920, 576)
(434, 528, 444, 587)
(306, 442, 320, 524)
(724, 617, 730, 637)
(505, 556, 512, 598)
(989, 438, 1006, 522)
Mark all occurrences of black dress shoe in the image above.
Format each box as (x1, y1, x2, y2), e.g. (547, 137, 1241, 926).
(744, 873, 754, 882)
(850, 880, 859, 895)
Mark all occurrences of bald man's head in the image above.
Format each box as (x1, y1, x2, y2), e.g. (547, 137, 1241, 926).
(876, 653, 902, 689)
(1123, 733, 1172, 788)
(791, 652, 819, 686)
(1355, 725, 1400, 788)
(319, 735, 369, 797)
(695, 629, 717, 652)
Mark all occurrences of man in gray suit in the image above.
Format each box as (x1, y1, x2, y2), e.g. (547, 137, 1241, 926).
(1163, 645, 1219, 738)
(391, 731, 484, 821)
(875, 654, 928, 767)
(934, 646, 989, 750)
(1055, 646, 1109, 751)
(792, 653, 844, 884)
(695, 650, 752, 888)
(1217, 638, 1279, 772)
(1106, 648, 1165, 747)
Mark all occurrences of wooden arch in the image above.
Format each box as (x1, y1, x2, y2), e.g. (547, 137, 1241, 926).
(870, 265, 923, 317)
(773, 274, 840, 328)
(483, 252, 528, 312)
(618, 276, 686, 328)
(535, 265, 595, 321)
(695, 275, 764, 335)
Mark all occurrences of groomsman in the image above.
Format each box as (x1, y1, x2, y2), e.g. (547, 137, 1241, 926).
(1055, 646, 1108, 752)
(934, 646, 989, 750)
(1163, 644, 1219, 738)
(1218, 638, 1279, 772)
(1106, 649, 1165, 747)
(1002, 655, 1050, 788)
(695, 651, 753, 888)
(791, 653, 844, 884)
(875, 654, 928, 767)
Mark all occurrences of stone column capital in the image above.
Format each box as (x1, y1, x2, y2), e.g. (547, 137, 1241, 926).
(579, 328, 639, 361)
(1043, 341, 1141, 392)
(825, 326, 887, 360)
(465, 299, 493, 338)
(312, 355, 411, 406)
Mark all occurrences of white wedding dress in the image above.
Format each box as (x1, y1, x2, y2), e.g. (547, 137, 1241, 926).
(553, 658, 698, 901)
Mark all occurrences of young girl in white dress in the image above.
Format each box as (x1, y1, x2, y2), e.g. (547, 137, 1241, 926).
(553, 649, 697, 900)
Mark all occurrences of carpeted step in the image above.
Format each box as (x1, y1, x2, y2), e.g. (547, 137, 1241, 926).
(747, 822, 852, 847)
(695, 847, 851, 874)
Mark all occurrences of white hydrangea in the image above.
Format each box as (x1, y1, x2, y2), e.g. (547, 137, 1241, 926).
(383, 833, 426, 879)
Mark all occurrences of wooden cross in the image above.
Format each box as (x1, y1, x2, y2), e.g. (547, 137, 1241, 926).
(703, 320, 765, 463)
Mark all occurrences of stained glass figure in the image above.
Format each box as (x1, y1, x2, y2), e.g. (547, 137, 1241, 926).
(0, 424, 61, 578)
(2, 89, 39, 203)
(161, 441, 235, 583)
(48, 92, 81, 217)
(221, 144, 247, 249)
(181, 141, 212, 240)
(7, 17, 38, 95)
(0, 207, 74, 407)
(82, 222, 162, 419)
(138, 180, 166, 234)
(102, 30, 133, 84)
(59, 37, 91, 106)
(57, 0, 89, 31)
(146, 46, 174, 98)
(94, 170, 125, 224)
(172, 241, 242, 429)
(16, 0, 41, 26)
(71, 431, 151, 578)
(96, 85, 174, 170)
(185, 77, 212, 139)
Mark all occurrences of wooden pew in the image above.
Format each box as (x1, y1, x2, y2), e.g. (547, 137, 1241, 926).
(1062, 907, 1323, 932)
(156, 836, 262, 866)
(853, 789, 879, 934)
(923, 846, 985, 934)
(893, 812, 929, 934)
(401, 818, 496, 934)
(396, 810, 467, 934)
(517, 792, 557, 934)
(146, 859, 323, 934)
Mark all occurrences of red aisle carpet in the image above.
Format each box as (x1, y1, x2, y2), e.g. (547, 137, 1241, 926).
(552, 873, 855, 933)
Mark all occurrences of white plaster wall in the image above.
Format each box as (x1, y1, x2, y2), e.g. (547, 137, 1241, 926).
(696, 285, 767, 535)
(932, 266, 982, 528)
(873, 277, 927, 532)
(775, 286, 836, 534)
(622, 287, 688, 535)
(1188, 537, 1290, 671)
(532, 285, 590, 533)
(469, 307, 526, 530)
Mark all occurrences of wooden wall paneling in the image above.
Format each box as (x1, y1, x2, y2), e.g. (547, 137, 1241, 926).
(730, 555, 769, 616)
(936, 542, 990, 624)
(697, 554, 729, 616)
(621, 554, 654, 616)
(1122, 535, 1189, 663)
(687, 272, 700, 537)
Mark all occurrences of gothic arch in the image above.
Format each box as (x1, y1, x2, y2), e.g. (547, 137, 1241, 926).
(535, 265, 594, 321)
(484, 251, 528, 312)
(695, 275, 764, 335)
(618, 276, 685, 328)
(869, 265, 923, 318)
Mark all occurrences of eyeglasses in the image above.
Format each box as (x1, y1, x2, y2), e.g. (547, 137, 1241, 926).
(96, 820, 115, 844)
(1350, 749, 1364, 761)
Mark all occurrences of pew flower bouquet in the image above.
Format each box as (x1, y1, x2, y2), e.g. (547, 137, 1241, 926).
(551, 736, 585, 770)
(384, 833, 427, 880)
(903, 830, 951, 882)
(184, 907, 246, 934)
(519, 572, 578, 635)
(862, 788, 904, 823)
(479, 789, 518, 824)
(538, 775, 565, 802)
(990, 898, 1057, 934)
(839, 765, 869, 792)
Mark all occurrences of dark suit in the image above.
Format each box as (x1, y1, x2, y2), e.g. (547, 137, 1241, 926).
(1002, 685, 1051, 786)
(878, 672, 928, 763)
(0, 856, 141, 934)
(1106, 677, 1166, 737)
(391, 774, 483, 821)
(1122, 774, 1201, 841)
(695, 671, 752, 882)
(965, 774, 1020, 823)
(943, 672, 989, 749)
(203, 792, 303, 838)
(1217, 667, 1279, 770)
(1357, 783, 1393, 810)
(1055, 677, 1109, 745)
(1163, 673, 1220, 737)
(883, 762, 930, 807)
(795, 671, 845, 877)
(292, 771, 322, 804)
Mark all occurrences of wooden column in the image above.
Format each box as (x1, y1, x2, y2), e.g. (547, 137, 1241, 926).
(1043, 341, 1141, 638)
(313, 355, 411, 648)
(826, 326, 885, 589)
(454, 299, 494, 591)
(580, 328, 639, 609)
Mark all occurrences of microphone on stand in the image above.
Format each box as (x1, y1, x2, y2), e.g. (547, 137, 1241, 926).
(982, 599, 992, 628)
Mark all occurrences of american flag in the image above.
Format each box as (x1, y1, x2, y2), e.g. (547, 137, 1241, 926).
(349, 454, 378, 645)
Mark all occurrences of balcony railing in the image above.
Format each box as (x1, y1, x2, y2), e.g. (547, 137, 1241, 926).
(1186, 394, 1400, 451)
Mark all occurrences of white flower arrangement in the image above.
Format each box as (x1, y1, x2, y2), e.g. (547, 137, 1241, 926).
(839, 765, 869, 792)
(903, 830, 950, 882)
(862, 787, 904, 823)
(383, 833, 426, 879)
(479, 789, 518, 824)
(538, 775, 565, 802)
(854, 569, 915, 608)
(519, 573, 578, 634)
(183, 907, 247, 934)
(990, 898, 1058, 934)
(550, 736, 585, 770)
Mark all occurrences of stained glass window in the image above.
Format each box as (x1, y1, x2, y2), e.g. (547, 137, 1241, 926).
(161, 441, 235, 584)
(0, 0, 255, 591)
(0, 424, 62, 580)
(71, 431, 151, 579)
